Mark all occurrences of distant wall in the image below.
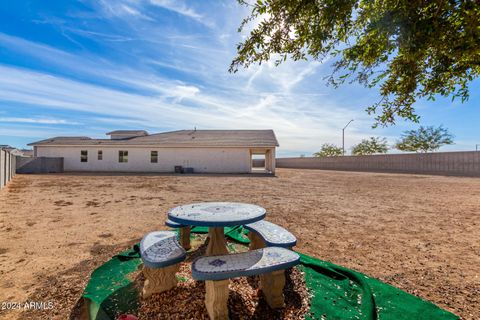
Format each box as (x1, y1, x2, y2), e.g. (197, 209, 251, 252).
(0, 149, 17, 189)
(252, 159, 265, 167)
(276, 151, 480, 177)
(16, 157, 64, 174)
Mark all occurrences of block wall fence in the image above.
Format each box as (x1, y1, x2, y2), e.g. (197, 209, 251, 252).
(4, 151, 480, 178)
(0, 150, 17, 189)
(276, 151, 480, 177)
(16, 156, 64, 174)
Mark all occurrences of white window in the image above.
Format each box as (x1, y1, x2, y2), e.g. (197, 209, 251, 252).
(98, 150, 103, 160)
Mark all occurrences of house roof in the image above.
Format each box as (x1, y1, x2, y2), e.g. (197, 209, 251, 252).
(28, 130, 279, 147)
(106, 130, 148, 135)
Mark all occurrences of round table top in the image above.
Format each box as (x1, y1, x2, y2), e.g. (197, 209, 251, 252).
(168, 202, 266, 227)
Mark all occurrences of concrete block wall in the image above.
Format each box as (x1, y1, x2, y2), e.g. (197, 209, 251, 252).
(0, 150, 17, 189)
(252, 159, 266, 167)
(16, 156, 64, 174)
(276, 151, 480, 177)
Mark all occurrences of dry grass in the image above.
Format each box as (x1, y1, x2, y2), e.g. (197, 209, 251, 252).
(0, 169, 479, 319)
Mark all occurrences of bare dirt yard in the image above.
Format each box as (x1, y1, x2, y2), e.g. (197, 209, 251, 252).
(0, 169, 479, 319)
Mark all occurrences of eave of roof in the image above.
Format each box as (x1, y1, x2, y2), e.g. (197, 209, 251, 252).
(28, 130, 279, 147)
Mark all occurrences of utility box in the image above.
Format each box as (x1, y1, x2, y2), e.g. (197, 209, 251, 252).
(174, 166, 183, 173)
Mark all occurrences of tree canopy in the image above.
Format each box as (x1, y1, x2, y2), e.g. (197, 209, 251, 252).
(231, 0, 480, 126)
(395, 125, 454, 152)
(351, 137, 388, 155)
(314, 143, 343, 157)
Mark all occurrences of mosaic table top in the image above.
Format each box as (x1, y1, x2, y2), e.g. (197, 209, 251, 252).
(140, 231, 186, 268)
(245, 220, 297, 248)
(168, 202, 266, 227)
(191, 247, 300, 281)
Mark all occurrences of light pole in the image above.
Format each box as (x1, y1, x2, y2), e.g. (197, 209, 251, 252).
(342, 119, 354, 155)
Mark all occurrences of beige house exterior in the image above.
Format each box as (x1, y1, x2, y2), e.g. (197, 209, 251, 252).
(29, 130, 278, 174)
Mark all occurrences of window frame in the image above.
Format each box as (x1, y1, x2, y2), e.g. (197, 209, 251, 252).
(98, 150, 103, 161)
(150, 150, 158, 163)
(80, 150, 88, 163)
(118, 150, 128, 163)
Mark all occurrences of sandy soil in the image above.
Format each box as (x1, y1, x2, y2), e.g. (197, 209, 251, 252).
(0, 169, 479, 319)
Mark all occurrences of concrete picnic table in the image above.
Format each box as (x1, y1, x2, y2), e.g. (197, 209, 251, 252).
(167, 202, 266, 256)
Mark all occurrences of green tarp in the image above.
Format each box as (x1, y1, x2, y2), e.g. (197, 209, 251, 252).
(299, 253, 458, 320)
(83, 248, 142, 320)
(82, 229, 458, 320)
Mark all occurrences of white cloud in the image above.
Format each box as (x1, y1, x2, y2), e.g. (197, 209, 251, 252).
(0, 126, 81, 139)
(0, 64, 374, 155)
(148, 0, 208, 25)
(121, 4, 141, 16)
(96, 0, 154, 21)
(169, 85, 200, 103)
(0, 117, 79, 125)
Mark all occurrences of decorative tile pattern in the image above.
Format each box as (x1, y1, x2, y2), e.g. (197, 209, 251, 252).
(168, 202, 266, 227)
(140, 231, 186, 268)
(245, 220, 297, 247)
(192, 247, 300, 281)
(209, 259, 227, 267)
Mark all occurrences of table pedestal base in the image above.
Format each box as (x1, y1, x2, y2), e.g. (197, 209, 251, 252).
(179, 226, 191, 250)
(260, 270, 286, 308)
(248, 232, 265, 250)
(142, 264, 179, 298)
(206, 227, 228, 256)
(205, 279, 229, 320)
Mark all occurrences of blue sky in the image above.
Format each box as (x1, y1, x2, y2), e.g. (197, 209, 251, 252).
(0, 0, 478, 156)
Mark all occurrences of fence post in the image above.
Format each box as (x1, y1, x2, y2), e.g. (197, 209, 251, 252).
(12, 155, 16, 177)
(6, 152, 10, 183)
(11, 154, 17, 178)
(0, 151, 18, 188)
(0, 150, 4, 188)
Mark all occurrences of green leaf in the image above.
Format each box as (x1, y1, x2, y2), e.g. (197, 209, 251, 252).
(231, 0, 480, 126)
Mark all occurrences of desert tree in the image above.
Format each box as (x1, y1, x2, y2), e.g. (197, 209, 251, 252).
(395, 126, 454, 152)
(231, 0, 480, 126)
(351, 137, 388, 155)
(314, 143, 343, 157)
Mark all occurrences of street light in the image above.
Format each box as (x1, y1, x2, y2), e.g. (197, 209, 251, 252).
(342, 119, 354, 155)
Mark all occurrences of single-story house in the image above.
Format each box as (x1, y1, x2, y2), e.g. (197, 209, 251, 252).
(28, 130, 279, 174)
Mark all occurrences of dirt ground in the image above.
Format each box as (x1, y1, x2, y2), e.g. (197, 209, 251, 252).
(0, 169, 479, 319)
